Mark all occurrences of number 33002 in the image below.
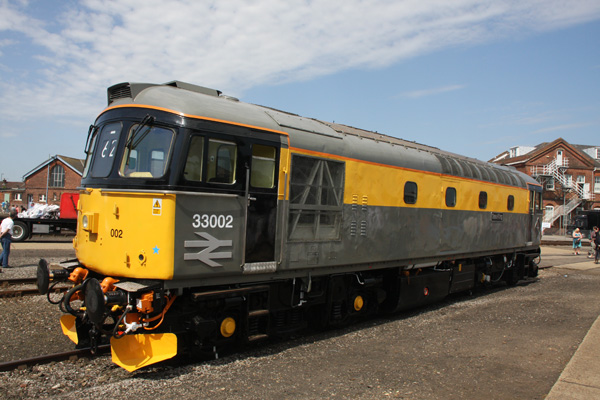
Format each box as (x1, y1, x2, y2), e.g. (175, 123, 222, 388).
(192, 214, 233, 229)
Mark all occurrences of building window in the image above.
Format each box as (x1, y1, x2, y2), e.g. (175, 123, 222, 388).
(49, 165, 65, 187)
(556, 150, 564, 166)
(14, 193, 22, 201)
(545, 206, 554, 220)
(595, 177, 600, 194)
(404, 181, 418, 204)
(39, 194, 47, 202)
(546, 177, 555, 191)
(479, 191, 488, 209)
(445, 187, 457, 207)
(507, 195, 515, 211)
(565, 174, 573, 188)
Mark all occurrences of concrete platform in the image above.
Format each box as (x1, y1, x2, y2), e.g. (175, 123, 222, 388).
(545, 244, 600, 399)
(546, 315, 600, 399)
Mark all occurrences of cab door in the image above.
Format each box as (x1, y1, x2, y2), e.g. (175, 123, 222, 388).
(527, 185, 543, 244)
(174, 132, 280, 278)
(175, 135, 246, 277)
(243, 142, 279, 266)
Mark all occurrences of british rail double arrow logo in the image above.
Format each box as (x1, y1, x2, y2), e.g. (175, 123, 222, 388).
(184, 232, 233, 267)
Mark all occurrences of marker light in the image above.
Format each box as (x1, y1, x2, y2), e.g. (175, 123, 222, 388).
(81, 213, 99, 233)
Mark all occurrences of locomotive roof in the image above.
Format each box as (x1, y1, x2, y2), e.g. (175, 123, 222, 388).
(104, 81, 540, 190)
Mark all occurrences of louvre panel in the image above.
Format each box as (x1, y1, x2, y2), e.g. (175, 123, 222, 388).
(108, 84, 132, 104)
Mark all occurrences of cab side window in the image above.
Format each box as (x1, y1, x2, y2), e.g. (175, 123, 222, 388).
(183, 136, 204, 182)
(207, 139, 237, 184)
(251, 144, 277, 189)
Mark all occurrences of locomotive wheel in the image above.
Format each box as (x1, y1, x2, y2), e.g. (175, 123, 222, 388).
(11, 221, 29, 242)
(528, 261, 539, 277)
(504, 268, 518, 286)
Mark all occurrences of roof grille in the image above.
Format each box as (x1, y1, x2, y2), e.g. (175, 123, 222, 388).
(108, 83, 132, 104)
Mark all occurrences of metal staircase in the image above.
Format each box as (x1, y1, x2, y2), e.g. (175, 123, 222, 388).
(542, 198, 581, 224)
(531, 157, 593, 226)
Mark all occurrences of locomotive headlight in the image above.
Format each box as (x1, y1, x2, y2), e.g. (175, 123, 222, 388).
(81, 212, 99, 233)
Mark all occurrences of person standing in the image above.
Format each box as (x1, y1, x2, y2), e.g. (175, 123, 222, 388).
(588, 226, 599, 259)
(0, 208, 17, 271)
(595, 228, 600, 264)
(572, 228, 583, 255)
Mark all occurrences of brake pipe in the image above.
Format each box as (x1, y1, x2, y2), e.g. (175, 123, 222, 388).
(142, 295, 177, 331)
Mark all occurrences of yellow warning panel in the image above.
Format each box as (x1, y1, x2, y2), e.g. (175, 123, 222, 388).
(60, 315, 79, 344)
(152, 198, 162, 216)
(111, 333, 177, 372)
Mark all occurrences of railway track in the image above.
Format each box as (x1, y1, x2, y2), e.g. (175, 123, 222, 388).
(1, 277, 37, 286)
(0, 345, 110, 372)
(0, 277, 69, 298)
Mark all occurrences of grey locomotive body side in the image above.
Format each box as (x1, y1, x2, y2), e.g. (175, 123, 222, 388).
(114, 82, 541, 287)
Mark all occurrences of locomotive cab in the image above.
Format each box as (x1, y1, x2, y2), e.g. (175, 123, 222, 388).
(75, 104, 284, 283)
(38, 88, 288, 370)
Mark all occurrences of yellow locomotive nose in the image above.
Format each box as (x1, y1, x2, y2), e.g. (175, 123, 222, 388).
(75, 189, 176, 281)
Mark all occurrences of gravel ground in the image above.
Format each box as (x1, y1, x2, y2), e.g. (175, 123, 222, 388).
(1, 244, 599, 399)
(0, 241, 77, 360)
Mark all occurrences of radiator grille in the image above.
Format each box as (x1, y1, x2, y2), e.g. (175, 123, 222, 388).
(108, 84, 132, 104)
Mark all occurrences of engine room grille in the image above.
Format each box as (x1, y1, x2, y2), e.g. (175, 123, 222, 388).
(108, 84, 132, 104)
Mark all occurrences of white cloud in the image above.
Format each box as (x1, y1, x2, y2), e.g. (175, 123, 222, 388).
(0, 0, 599, 129)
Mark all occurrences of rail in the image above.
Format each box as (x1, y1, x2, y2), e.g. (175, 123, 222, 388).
(0, 277, 69, 298)
(0, 346, 110, 372)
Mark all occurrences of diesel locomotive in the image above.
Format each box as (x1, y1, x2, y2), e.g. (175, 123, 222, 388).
(37, 81, 542, 371)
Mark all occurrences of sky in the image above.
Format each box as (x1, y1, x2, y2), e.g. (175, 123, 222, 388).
(0, 0, 599, 181)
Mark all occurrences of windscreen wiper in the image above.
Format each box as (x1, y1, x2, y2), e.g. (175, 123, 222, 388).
(84, 124, 98, 154)
(125, 115, 155, 150)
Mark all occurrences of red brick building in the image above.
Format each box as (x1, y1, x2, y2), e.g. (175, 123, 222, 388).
(490, 138, 600, 233)
(1, 180, 25, 211)
(19, 155, 84, 209)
